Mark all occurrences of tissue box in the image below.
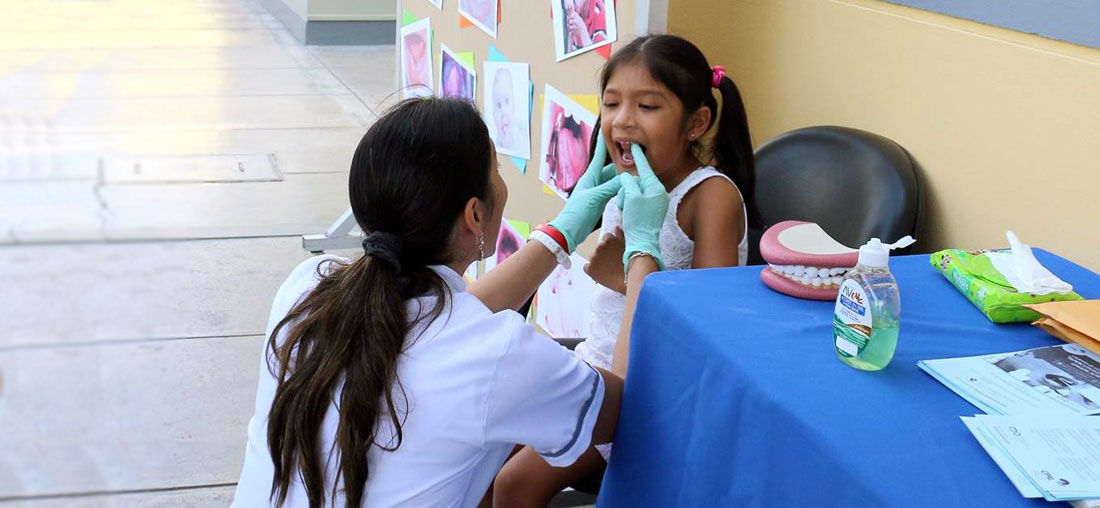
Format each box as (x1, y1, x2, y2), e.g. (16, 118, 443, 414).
(930, 249, 1083, 323)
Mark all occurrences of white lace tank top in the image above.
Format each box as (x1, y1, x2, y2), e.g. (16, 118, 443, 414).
(575, 167, 748, 368)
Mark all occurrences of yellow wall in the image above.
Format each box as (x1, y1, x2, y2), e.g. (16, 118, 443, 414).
(668, 0, 1100, 272)
(308, 0, 394, 21)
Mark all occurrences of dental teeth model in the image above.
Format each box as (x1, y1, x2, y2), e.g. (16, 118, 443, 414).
(758, 221, 859, 301)
(768, 264, 851, 288)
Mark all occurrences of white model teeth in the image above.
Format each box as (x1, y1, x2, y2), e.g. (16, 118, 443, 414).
(768, 264, 853, 287)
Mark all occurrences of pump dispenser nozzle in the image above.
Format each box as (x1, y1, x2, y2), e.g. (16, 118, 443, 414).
(857, 236, 916, 268)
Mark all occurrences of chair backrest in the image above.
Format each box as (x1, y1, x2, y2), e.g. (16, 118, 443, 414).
(746, 126, 923, 265)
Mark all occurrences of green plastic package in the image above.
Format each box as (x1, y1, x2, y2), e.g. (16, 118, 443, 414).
(930, 249, 1083, 323)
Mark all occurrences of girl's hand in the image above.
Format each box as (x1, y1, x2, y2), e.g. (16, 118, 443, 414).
(584, 228, 627, 294)
(619, 144, 670, 271)
(548, 130, 619, 252)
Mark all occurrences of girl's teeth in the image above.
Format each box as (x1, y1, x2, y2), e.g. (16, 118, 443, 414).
(620, 142, 634, 163)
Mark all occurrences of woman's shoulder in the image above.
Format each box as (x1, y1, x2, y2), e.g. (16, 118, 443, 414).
(279, 254, 348, 286)
(432, 292, 528, 345)
(447, 294, 564, 353)
(289, 254, 348, 281)
(269, 255, 349, 322)
(415, 293, 572, 382)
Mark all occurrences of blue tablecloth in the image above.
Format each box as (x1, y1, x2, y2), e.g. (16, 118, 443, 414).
(599, 250, 1100, 508)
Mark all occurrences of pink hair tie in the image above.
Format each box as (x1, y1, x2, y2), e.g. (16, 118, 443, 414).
(711, 65, 726, 88)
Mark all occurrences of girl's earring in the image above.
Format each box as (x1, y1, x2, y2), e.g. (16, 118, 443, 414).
(476, 234, 486, 260)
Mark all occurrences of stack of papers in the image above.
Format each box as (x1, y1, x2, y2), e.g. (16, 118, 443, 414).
(962, 415, 1100, 503)
(919, 344, 1100, 416)
(921, 344, 1100, 505)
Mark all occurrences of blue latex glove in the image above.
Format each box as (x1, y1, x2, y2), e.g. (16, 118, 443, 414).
(548, 131, 620, 252)
(620, 143, 670, 271)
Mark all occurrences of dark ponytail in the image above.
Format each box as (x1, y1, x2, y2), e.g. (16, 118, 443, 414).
(713, 76, 756, 226)
(594, 34, 758, 227)
(265, 97, 494, 508)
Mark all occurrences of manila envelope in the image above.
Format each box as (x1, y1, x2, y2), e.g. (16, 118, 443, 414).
(1026, 300, 1100, 356)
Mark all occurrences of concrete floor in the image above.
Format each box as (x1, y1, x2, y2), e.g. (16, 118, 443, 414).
(0, 0, 396, 505)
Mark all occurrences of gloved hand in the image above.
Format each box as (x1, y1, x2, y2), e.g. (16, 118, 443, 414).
(620, 143, 669, 271)
(548, 130, 620, 252)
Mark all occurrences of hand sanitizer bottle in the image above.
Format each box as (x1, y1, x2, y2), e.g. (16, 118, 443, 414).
(833, 236, 916, 371)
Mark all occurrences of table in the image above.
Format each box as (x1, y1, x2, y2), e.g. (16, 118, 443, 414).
(598, 250, 1100, 508)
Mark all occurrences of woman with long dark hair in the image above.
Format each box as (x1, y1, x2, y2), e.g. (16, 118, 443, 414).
(230, 97, 669, 508)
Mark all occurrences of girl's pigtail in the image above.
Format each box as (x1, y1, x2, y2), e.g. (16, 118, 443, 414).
(713, 76, 758, 227)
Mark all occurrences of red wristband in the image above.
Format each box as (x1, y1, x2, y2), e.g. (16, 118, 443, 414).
(535, 224, 570, 252)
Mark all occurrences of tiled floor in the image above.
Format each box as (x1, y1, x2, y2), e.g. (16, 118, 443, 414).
(0, 0, 395, 504)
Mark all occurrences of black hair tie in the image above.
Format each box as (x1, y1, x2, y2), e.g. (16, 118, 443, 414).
(362, 231, 403, 273)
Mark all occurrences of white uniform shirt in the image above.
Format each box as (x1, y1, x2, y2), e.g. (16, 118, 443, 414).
(231, 256, 604, 508)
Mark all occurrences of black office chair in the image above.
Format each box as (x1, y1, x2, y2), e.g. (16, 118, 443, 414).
(746, 126, 924, 265)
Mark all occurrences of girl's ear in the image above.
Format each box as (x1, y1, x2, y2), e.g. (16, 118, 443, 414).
(688, 105, 712, 140)
(462, 197, 485, 236)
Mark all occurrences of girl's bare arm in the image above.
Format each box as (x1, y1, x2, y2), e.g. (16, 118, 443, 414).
(610, 255, 659, 377)
(685, 177, 745, 268)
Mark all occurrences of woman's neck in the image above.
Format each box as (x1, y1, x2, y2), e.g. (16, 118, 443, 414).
(446, 261, 471, 279)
